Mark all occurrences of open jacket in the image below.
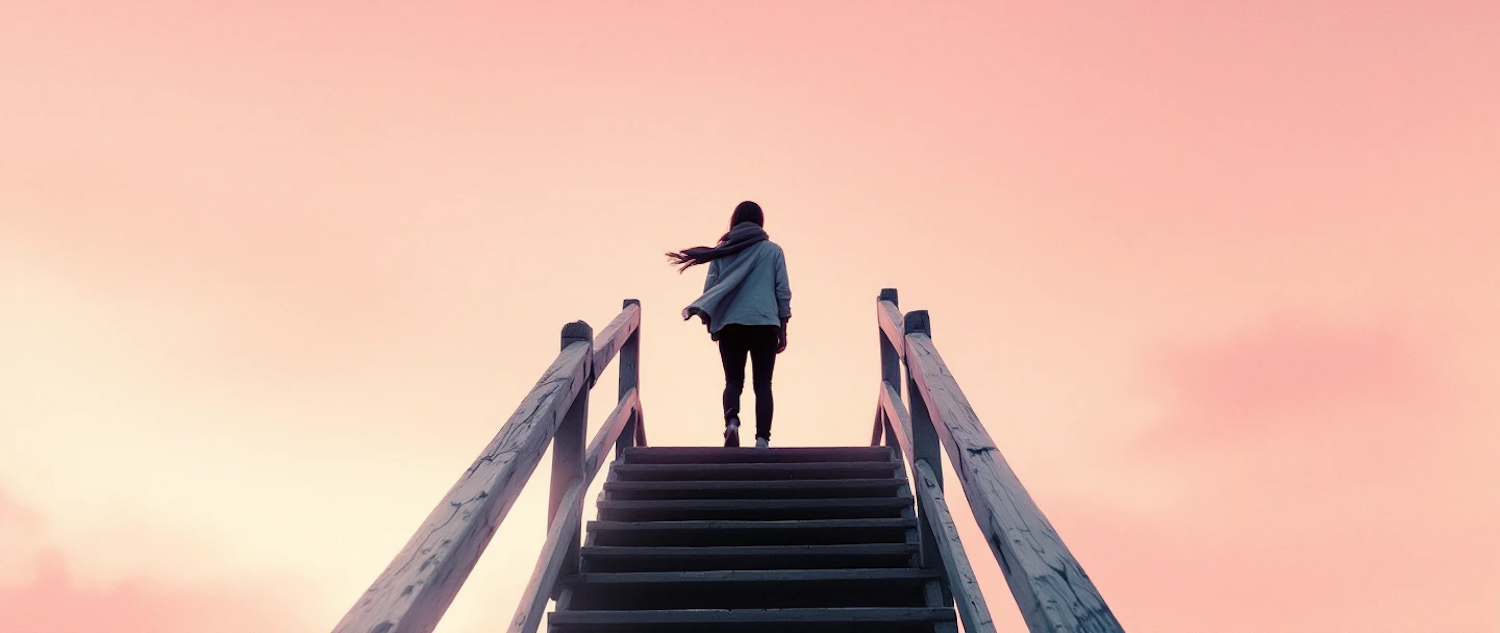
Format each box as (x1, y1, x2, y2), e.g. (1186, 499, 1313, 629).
(682, 240, 791, 340)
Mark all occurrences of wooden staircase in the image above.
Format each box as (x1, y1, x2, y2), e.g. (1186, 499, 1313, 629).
(332, 291, 1123, 633)
(550, 446, 956, 632)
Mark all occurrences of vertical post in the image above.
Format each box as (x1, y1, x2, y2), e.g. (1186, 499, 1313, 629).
(616, 299, 641, 458)
(552, 321, 591, 581)
(904, 309, 950, 605)
(878, 288, 901, 450)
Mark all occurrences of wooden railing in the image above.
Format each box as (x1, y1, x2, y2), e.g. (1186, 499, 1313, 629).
(333, 300, 645, 633)
(871, 288, 1125, 633)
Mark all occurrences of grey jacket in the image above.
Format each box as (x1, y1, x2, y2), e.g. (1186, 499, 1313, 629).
(684, 240, 791, 337)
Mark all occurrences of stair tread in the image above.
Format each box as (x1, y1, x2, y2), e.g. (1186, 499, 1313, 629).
(599, 498, 909, 510)
(550, 607, 954, 624)
(583, 543, 917, 557)
(604, 478, 905, 498)
(565, 568, 940, 584)
(589, 518, 916, 531)
(622, 446, 895, 464)
(613, 462, 901, 481)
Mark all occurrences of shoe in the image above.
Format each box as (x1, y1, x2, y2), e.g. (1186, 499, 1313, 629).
(724, 418, 741, 448)
(755, 437, 769, 449)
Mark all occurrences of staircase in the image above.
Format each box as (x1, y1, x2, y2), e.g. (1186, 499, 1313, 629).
(332, 291, 1124, 633)
(550, 446, 957, 632)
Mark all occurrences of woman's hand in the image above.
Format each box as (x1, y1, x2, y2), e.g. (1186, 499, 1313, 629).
(777, 325, 788, 354)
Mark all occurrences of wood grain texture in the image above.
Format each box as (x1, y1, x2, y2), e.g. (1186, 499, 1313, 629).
(614, 299, 641, 457)
(877, 297, 905, 363)
(878, 381, 915, 468)
(548, 607, 955, 626)
(332, 337, 592, 633)
(903, 329, 1123, 633)
(914, 459, 997, 633)
(550, 323, 592, 584)
(592, 302, 641, 379)
(877, 289, 902, 448)
(586, 389, 641, 484)
(507, 479, 587, 633)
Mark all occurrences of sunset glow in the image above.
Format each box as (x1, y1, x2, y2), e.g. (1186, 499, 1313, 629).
(3, 2, 1498, 631)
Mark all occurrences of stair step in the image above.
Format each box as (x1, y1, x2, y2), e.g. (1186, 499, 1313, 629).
(586, 518, 916, 546)
(579, 543, 918, 572)
(562, 569, 941, 610)
(613, 461, 902, 482)
(549, 607, 955, 632)
(596, 497, 911, 522)
(603, 478, 905, 500)
(622, 446, 895, 464)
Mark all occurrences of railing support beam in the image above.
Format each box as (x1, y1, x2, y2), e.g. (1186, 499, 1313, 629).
(617, 299, 641, 457)
(550, 322, 592, 587)
(903, 309, 949, 607)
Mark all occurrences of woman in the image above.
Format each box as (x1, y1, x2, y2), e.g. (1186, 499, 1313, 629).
(667, 201, 791, 448)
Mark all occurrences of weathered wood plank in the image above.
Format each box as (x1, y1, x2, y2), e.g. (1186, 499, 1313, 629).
(904, 323, 1123, 633)
(876, 289, 902, 448)
(591, 302, 641, 379)
(914, 459, 997, 633)
(332, 329, 592, 633)
(620, 446, 893, 464)
(586, 518, 917, 533)
(877, 296, 905, 362)
(585, 389, 640, 484)
(611, 461, 900, 481)
(565, 568, 939, 585)
(601, 478, 905, 498)
(878, 380, 914, 467)
(549, 607, 954, 625)
(550, 322, 591, 584)
(582, 543, 918, 559)
(507, 479, 587, 633)
(614, 299, 641, 457)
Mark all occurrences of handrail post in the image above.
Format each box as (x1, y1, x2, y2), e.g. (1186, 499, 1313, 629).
(616, 299, 641, 458)
(877, 289, 901, 450)
(903, 309, 949, 606)
(551, 321, 592, 585)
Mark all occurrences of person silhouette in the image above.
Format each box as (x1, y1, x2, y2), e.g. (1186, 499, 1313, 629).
(667, 200, 792, 448)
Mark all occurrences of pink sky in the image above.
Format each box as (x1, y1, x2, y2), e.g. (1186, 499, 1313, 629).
(3, 2, 1498, 631)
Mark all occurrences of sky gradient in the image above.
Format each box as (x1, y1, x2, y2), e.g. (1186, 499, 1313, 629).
(3, 2, 1498, 631)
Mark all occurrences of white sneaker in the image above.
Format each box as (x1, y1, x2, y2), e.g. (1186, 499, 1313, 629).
(755, 437, 769, 449)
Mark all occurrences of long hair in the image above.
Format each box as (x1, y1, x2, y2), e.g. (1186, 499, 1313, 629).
(722, 201, 764, 241)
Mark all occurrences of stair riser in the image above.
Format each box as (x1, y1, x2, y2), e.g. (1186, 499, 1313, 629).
(590, 526, 912, 547)
(613, 464, 902, 482)
(620, 447, 897, 464)
(604, 480, 905, 500)
(550, 622, 948, 633)
(597, 506, 907, 522)
(581, 553, 916, 573)
(567, 581, 932, 610)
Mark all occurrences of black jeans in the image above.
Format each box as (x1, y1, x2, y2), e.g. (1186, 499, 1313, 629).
(717, 324, 779, 440)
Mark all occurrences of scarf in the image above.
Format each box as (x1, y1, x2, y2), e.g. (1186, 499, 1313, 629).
(665, 222, 769, 273)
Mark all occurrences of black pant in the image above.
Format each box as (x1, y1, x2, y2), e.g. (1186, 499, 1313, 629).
(717, 324, 779, 440)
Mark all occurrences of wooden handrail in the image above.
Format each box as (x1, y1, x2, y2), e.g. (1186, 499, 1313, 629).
(333, 301, 644, 633)
(592, 302, 641, 380)
(510, 388, 643, 633)
(913, 460, 996, 633)
(877, 377, 994, 633)
(872, 289, 1123, 633)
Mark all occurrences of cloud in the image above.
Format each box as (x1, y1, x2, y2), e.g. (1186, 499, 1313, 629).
(0, 550, 311, 633)
(1059, 317, 1500, 631)
(1153, 317, 1431, 440)
(0, 488, 316, 633)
